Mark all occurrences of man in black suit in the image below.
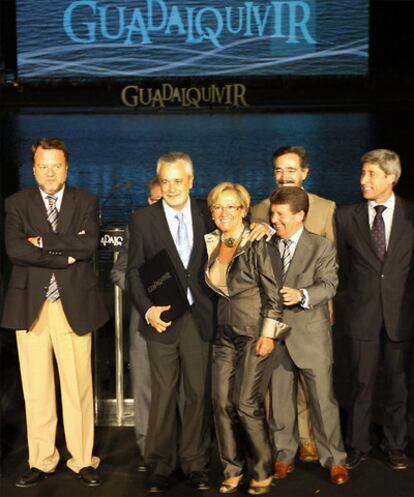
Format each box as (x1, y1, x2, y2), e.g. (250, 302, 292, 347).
(336, 149, 414, 470)
(127, 152, 216, 492)
(1, 138, 108, 487)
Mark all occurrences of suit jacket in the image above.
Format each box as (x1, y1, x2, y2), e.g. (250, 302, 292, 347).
(127, 198, 217, 344)
(110, 226, 141, 333)
(335, 196, 414, 341)
(1, 185, 109, 334)
(251, 192, 336, 242)
(204, 226, 283, 338)
(276, 229, 338, 369)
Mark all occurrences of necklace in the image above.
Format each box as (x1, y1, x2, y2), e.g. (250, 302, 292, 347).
(221, 226, 244, 248)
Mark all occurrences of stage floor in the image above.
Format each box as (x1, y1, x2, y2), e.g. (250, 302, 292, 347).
(1, 329, 414, 497)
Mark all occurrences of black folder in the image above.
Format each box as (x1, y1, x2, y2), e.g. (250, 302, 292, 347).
(138, 249, 190, 323)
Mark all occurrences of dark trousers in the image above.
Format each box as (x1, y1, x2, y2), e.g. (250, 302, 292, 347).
(212, 326, 274, 481)
(145, 313, 211, 477)
(346, 330, 412, 453)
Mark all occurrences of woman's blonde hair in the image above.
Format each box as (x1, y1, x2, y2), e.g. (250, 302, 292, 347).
(207, 182, 250, 216)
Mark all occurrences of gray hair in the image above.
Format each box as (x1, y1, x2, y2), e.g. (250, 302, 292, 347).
(361, 149, 401, 185)
(156, 152, 194, 177)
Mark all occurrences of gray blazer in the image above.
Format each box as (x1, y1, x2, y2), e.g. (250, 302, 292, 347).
(280, 229, 338, 369)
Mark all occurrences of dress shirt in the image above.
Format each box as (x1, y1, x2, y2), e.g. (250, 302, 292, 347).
(39, 185, 65, 212)
(367, 193, 395, 249)
(162, 198, 194, 250)
(277, 226, 309, 308)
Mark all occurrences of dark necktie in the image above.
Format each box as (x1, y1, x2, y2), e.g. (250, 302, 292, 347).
(280, 239, 293, 279)
(45, 195, 60, 302)
(371, 204, 387, 262)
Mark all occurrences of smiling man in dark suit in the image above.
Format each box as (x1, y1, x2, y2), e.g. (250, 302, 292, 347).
(336, 149, 414, 470)
(1, 138, 108, 487)
(127, 152, 217, 493)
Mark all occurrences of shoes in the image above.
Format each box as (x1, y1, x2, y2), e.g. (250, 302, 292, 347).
(386, 450, 411, 470)
(274, 463, 295, 479)
(188, 471, 210, 490)
(330, 465, 349, 485)
(219, 474, 243, 493)
(299, 441, 319, 463)
(345, 449, 369, 469)
(247, 476, 273, 495)
(147, 475, 168, 493)
(78, 466, 101, 487)
(15, 467, 53, 488)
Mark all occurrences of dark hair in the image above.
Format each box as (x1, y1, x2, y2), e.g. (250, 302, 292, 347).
(32, 138, 69, 163)
(269, 186, 309, 215)
(147, 176, 160, 194)
(272, 145, 309, 171)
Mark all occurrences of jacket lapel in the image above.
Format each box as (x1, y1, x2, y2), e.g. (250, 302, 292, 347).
(283, 229, 311, 286)
(353, 202, 381, 262)
(57, 185, 76, 233)
(386, 196, 406, 259)
(29, 188, 52, 233)
(151, 200, 185, 271)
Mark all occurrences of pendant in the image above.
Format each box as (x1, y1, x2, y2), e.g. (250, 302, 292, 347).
(222, 237, 237, 248)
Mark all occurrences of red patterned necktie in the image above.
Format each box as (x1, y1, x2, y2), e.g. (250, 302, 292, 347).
(371, 204, 387, 261)
(45, 195, 60, 302)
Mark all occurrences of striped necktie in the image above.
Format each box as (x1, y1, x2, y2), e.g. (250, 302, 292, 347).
(45, 195, 60, 302)
(281, 239, 293, 279)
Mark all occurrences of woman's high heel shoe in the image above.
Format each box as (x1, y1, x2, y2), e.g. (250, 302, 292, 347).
(247, 476, 273, 495)
(219, 474, 243, 494)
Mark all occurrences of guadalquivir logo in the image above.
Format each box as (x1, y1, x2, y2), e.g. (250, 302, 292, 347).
(121, 83, 248, 108)
(63, 0, 316, 48)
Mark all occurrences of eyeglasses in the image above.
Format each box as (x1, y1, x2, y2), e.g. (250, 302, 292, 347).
(211, 205, 242, 214)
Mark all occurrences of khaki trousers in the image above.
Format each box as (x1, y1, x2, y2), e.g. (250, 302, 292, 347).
(16, 300, 99, 473)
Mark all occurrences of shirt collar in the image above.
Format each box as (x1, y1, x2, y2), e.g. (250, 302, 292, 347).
(162, 196, 192, 222)
(280, 225, 304, 245)
(368, 192, 395, 211)
(39, 185, 65, 204)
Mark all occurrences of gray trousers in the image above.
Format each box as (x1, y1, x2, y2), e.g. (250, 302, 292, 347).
(269, 343, 346, 468)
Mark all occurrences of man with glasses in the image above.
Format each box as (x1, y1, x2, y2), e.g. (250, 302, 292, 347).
(1, 138, 108, 487)
(251, 145, 336, 464)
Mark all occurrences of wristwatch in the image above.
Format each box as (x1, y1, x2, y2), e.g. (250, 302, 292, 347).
(299, 289, 306, 306)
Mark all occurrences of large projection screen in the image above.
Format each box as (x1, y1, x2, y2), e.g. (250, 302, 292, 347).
(16, 0, 369, 79)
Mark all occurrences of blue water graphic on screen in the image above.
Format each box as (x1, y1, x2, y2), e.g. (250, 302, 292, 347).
(16, 0, 368, 78)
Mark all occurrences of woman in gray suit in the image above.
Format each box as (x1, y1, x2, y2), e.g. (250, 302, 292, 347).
(204, 182, 287, 495)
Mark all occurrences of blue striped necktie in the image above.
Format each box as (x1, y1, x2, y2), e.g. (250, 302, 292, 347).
(45, 195, 60, 302)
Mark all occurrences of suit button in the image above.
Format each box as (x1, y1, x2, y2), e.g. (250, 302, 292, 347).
(381, 274, 384, 278)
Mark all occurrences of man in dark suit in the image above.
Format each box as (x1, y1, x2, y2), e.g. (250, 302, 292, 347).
(269, 187, 349, 485)
(110, 177, 165, 472)
(336, 149, 414, 470)
(1, 138, 108, 487)
(127, 152, 216, 493)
